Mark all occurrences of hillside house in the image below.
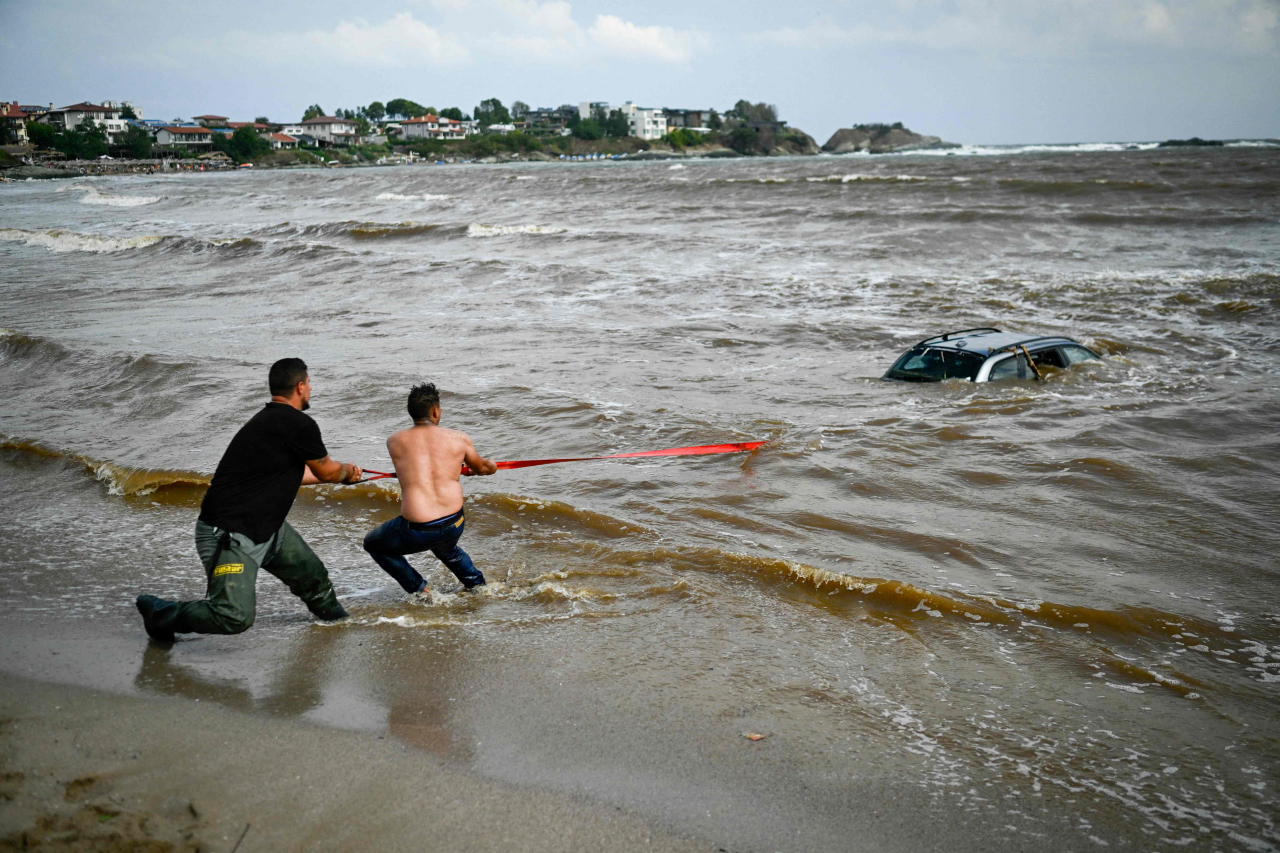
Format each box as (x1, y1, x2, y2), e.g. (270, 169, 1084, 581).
(1, 102, 33, 145)
(400, 115, 467, 140)
(154, 126, 213, 151)
(39, 102, 122, 131)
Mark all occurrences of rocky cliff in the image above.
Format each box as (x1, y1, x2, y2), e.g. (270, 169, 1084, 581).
(822, 124, 959, 154)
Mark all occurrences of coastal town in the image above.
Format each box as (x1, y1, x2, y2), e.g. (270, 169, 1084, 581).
(0, 96, 958, 177)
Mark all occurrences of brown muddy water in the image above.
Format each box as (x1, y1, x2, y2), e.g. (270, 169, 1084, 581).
(1, 145, 1278, 851)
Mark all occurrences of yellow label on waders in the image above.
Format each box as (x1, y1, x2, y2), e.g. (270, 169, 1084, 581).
(213, 563, 244, 577)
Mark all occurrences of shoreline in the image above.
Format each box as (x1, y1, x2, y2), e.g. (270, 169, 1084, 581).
(0, 672, 712, 853)
(4, 137, 1276, 180)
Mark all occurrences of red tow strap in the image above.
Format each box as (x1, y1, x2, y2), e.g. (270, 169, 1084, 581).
(360, 440, 766, 481)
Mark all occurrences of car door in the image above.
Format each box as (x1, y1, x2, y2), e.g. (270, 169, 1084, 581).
(986, 351, 1031, 381)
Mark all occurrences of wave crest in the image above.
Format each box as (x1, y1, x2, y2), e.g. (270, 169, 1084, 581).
(73, 186, 163, 207)
(0, 227, 165, 254)
(0, 436, 210, 496)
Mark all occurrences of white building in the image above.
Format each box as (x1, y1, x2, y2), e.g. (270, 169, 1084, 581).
(296, 116, 359, 146)
(101, 118, 131, 145)
(264, 133, 298, 150)
(400, 115, 467, 140)
(154, 126, 213, 151)
(40, 102, 122, 132)
(618, 102, 666, 140)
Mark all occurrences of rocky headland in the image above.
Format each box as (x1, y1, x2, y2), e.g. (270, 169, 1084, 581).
(822, 123, 959, 154)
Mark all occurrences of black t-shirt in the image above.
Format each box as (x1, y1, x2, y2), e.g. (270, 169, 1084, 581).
(199, 402, 328, 543)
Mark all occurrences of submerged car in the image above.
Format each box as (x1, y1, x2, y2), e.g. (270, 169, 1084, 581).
(883, 327, 1101, 383)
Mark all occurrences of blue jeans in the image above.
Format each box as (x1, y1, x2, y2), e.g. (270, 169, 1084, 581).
(362, 510, 485, 593)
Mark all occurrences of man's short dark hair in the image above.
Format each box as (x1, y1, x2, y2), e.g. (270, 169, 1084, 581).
(408, 383, 441, 422)
(269, 358, 308, 395)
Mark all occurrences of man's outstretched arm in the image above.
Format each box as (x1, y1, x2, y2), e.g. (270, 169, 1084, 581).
(305, 456, 363, 485)
(462, 438, 497, 476)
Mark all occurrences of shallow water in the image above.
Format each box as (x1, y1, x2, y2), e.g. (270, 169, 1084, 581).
(2, 147, 1279, 851)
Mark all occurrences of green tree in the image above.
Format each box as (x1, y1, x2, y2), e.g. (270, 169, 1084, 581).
(474, 98, 510, 126)
(707, 109, 722, 130)
(511, 100, 529, 121)
(59, 120, 108, 159)
(254, 116, 271, 125)
(123, 124, 152, 158)
(572, 118, 603, 140)
(729, 101, 777, 124)
(28, 121, 58, 150)
(228, 125, 269, 161)
(439, 107, 464, 122)
(302, 104, 325, 121)
(386, 99, 426, 119)
(354, 117, 372, 136)
(603, 109, 628, 138)
(119, 104, 138, 120)
(663, 128, 704, 149)
(726, 126, 759, 153)
(366, 101, 386, 122)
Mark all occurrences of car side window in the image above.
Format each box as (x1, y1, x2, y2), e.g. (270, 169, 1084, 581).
(1061, 345, 1099, 365)
(1030, 348, 1067, 369)
(988, 353, 1028, 380)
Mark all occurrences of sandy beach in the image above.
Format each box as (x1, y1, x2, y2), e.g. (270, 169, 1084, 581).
(0, 673, 715, 852)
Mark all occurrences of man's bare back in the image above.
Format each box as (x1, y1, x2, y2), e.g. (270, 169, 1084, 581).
(388, 414, 495, 523)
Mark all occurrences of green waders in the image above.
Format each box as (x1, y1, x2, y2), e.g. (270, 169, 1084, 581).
(141, 520, 345, 638)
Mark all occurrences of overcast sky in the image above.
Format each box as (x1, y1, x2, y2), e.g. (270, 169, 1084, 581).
(2, 0, 1277, 143)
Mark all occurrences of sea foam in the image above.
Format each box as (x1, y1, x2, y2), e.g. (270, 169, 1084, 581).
(466, 223, 566, 238)
(376, 192, 454, 202)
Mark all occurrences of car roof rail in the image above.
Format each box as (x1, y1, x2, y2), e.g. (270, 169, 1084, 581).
(988, 336, 1075, 353)
(915, 327, 1002, 347)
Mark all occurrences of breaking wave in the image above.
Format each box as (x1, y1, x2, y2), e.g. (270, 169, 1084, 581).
(0, 436, 210, 496)
(72, 186, 163, 207)
(375, 192, 454, 202)
(0, 227, 165, 254)
(466, 223, 567, 238)
(806, 174, 929, 183)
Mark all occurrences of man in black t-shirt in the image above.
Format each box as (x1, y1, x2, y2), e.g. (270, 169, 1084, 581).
(135, 358, 363, 643)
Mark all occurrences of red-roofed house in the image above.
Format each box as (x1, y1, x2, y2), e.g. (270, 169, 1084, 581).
(154, 126, 213, 151)
(1, 102, 33, 145)
(400, 115, 467, 140)
(264, 132, 297, 150)
(40, 102, 122, 131)
(192, 114, 229, 127)
(227, 122, 270, 132)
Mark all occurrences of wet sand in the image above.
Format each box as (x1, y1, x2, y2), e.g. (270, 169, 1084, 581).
(0, 621, 1054, 853)
(0, 673, 713, 853)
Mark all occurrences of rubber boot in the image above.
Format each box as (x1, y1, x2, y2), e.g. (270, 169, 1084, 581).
(309, 600, 349, 622)
(135, 594, 178, 644)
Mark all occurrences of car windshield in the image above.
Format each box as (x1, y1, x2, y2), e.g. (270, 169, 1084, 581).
(884, 347, 985, 382)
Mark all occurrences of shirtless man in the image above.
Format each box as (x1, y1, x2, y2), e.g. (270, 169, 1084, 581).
(362, 382, 497, 596)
